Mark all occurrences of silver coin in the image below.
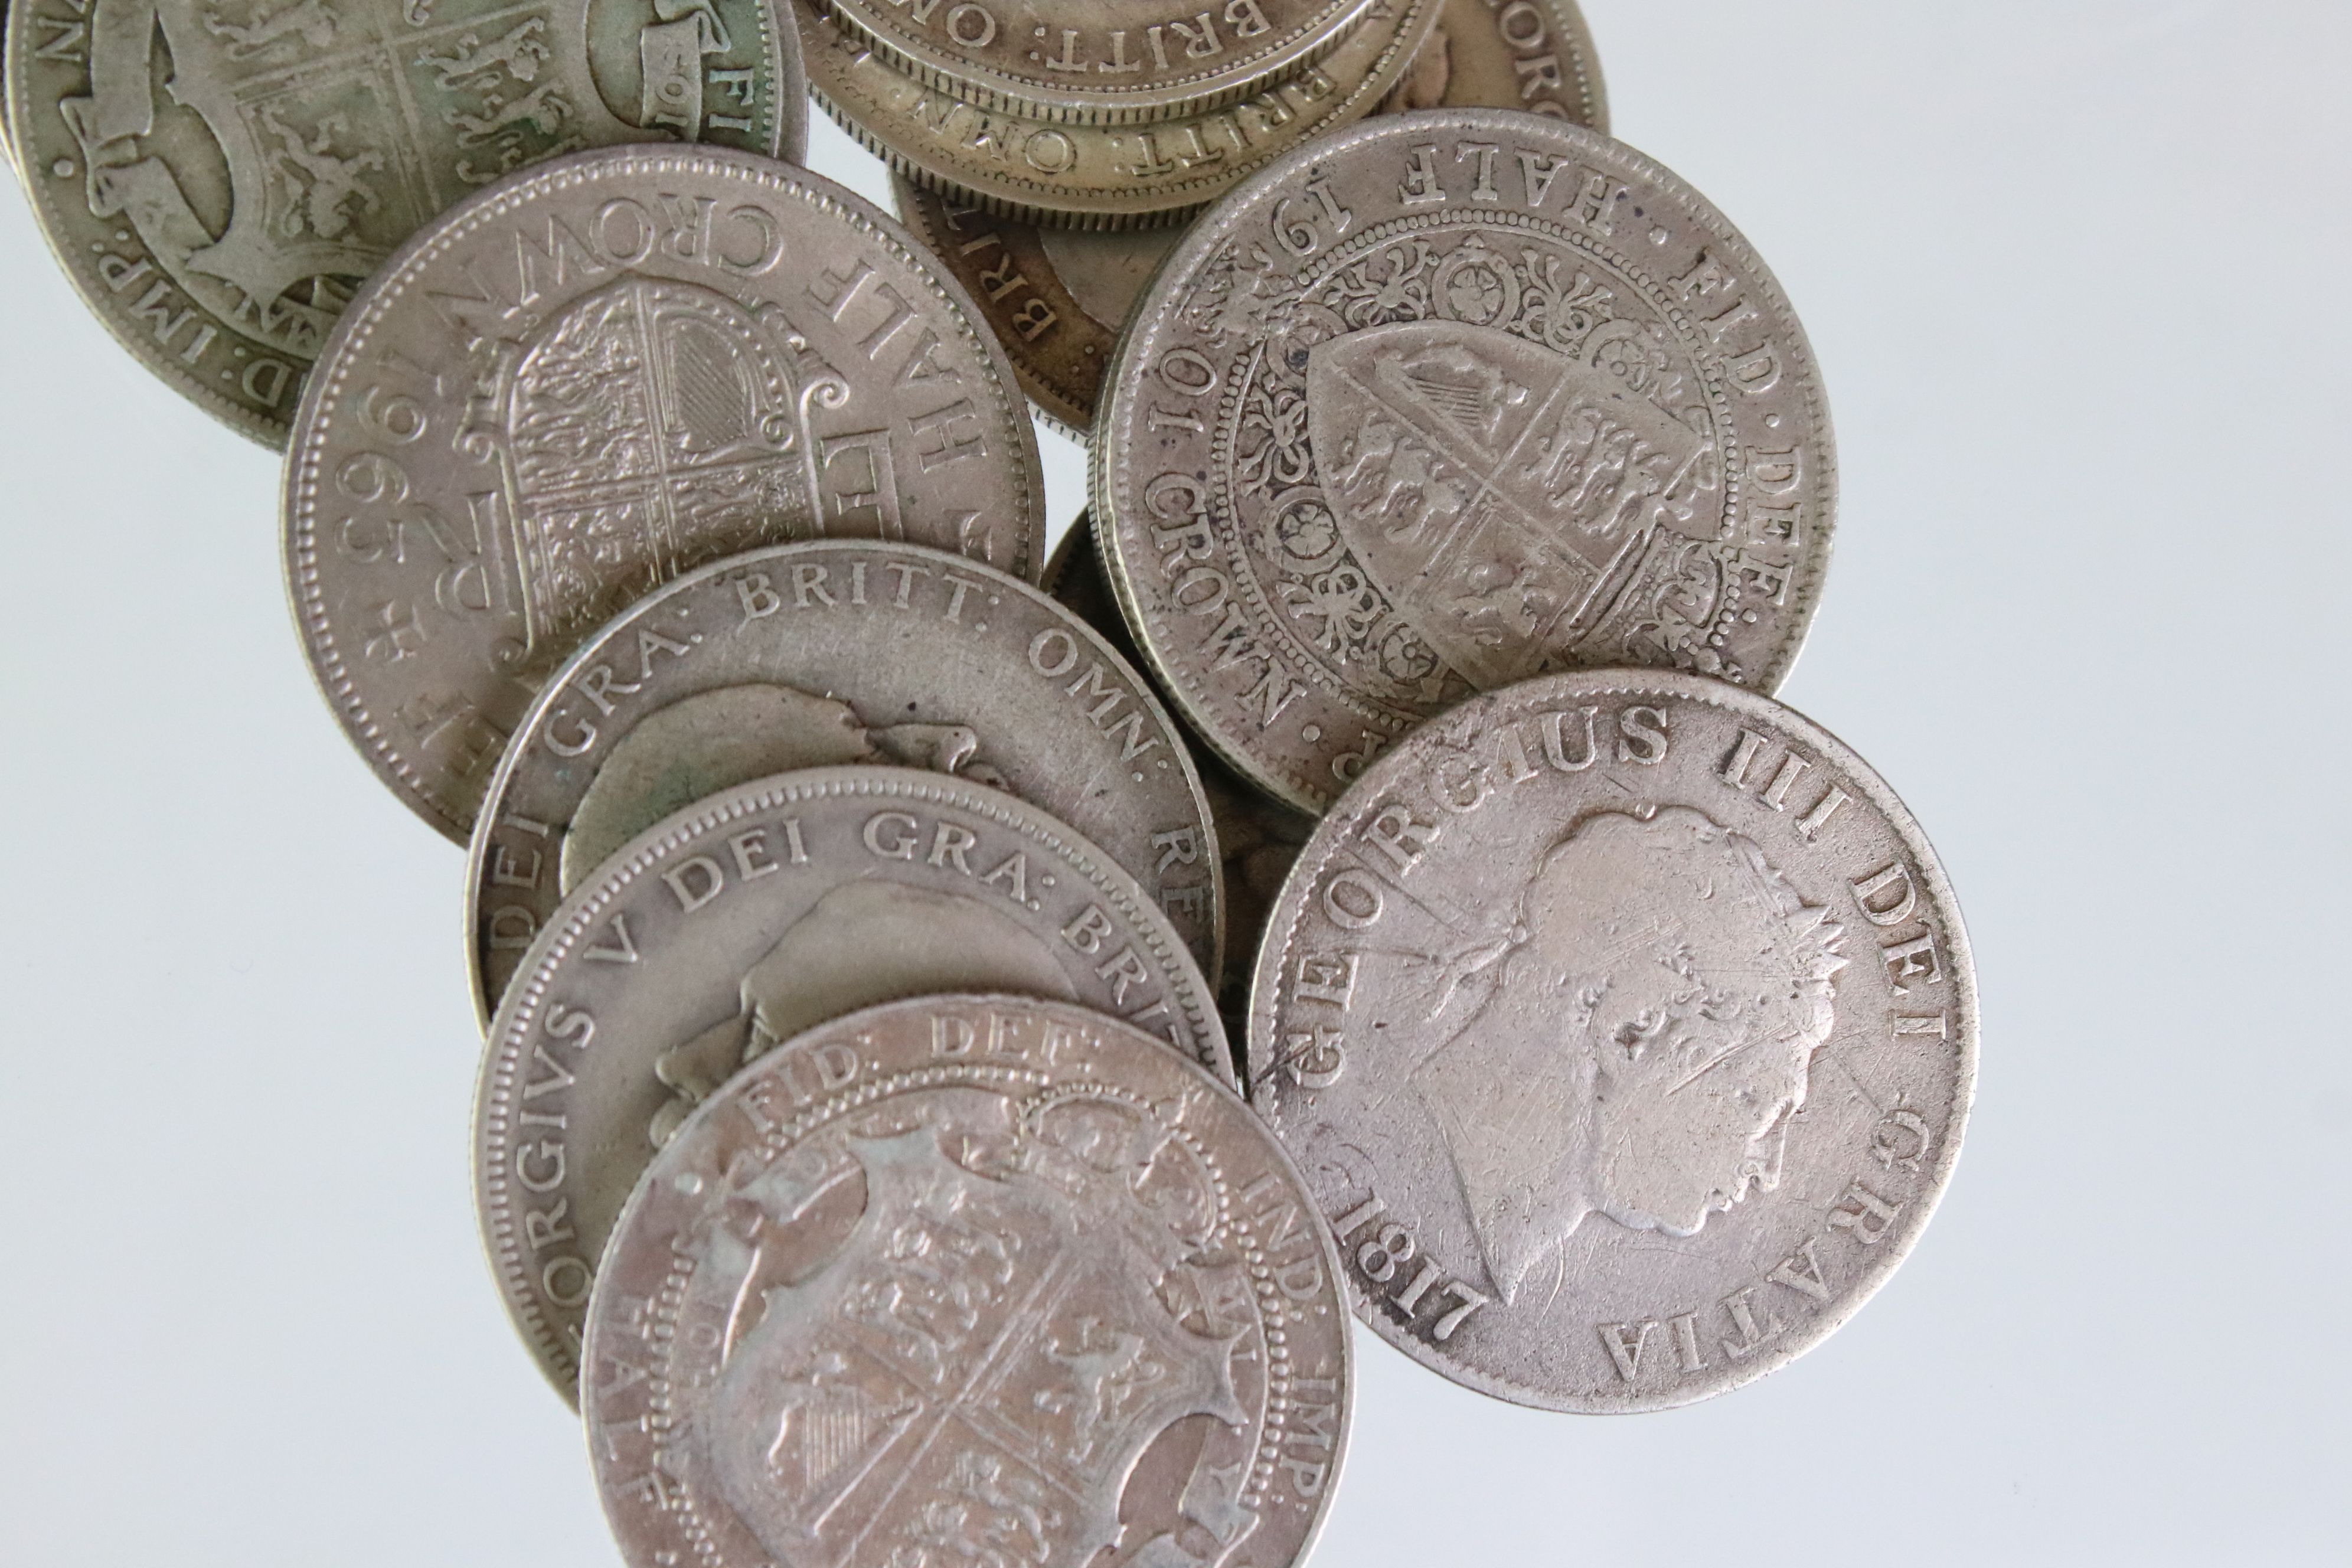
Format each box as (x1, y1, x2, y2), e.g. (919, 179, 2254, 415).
(468, 540, 1226, 1020)
(1047, 521, 1314, 1025)
(476, 764, 1229, 1397)
(5, 0, 806, 445)
(285, 145, 1047, 842)
(582, 992, 1352, 1568)
(1093, 109, 1836, 811)
(1246, 670, 1975, 1412)
(821, 0, 1376, 126)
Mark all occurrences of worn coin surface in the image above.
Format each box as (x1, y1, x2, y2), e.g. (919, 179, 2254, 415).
(1246, 671, 1974, 1412)
(894, 0, 1606, 429)
(1093, 110, 1835, 811)
(801, 0, 1440, 228)
(5, 0, 805, 445)
(286, 146, 1046, 842)
(468, 540, 1224, 1019)
(823, 0, 1376, 126)
(477, 765, 1229, 1396)
(583, 992, 1352, 1568)
(1047, 522, 1313, 1024)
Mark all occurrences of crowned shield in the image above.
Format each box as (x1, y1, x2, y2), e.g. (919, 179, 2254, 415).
(1304, 318, 1722, 688)
(697, 1122, 1246, 1568)
(492, 277, 831, 661)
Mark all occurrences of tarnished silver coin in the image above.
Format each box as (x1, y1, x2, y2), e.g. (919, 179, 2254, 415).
(583, 993, 1352, 1568)
(801, 0, 1439, 229)
(476, 765, 1228, 1396)
(822, 0, 1375, 126)
(468, 540, 1224, 1020)
(5, 0, 805, 445)
(893, 0, 1607, 430)
(1246, 671, 1974, 1412)
(1047, 521, 1312, 1024)
(286, 146, 1047, 842)
(1093, 110, 1835, 811)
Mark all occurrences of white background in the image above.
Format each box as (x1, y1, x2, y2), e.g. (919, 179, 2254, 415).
(2, 2, 2346, 1560)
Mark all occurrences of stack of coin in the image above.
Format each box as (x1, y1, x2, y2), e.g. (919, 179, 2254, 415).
(3, 1, 1980, 1560)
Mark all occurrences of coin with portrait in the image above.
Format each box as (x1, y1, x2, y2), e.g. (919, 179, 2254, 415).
(6, 0, 805, 443)
(584, 994, 1351, 1568)
(467, 541, 1224, 1018)
(1247, 671, 1974, 1410)
(1093, 110, 1835, 811)
(285, 145, 1046, 842)
(475, 765, 1227, 1397)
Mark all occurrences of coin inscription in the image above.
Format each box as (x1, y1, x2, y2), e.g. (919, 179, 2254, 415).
(285, 146, 1046, 841)
(583, 994, 1351, 1568)
(6, 0, 805, 443)
(1093, 110, 1835, 809)
(476, 765, 1229, 1396)
(823, 0, 1377, 126)
(468, 541, 1225, 1018)
(1246, 671, 1974, 1411)
(893, 0, 1607, 429)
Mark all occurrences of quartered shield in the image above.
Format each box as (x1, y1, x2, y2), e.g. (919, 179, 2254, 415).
(1304, 315, 1726, 688)
(692, 1122, 1247, 1568)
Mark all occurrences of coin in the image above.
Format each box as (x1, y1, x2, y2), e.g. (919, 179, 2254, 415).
(1047, 521, 1313, 1024)
(468, 540, 1226, 1020)
(1092, 109, 1837, 811)
(799, 0, 1441, 228)
(893, 0, 1607, 430)
(1246, 671, 1975, 1412)
(822, 0, 1377, 126)
(582, 992, 1352, 1568)
(5, 0, 806, 445)
(476, 765, 1230, 1396)
(285, 146, 1047, 842)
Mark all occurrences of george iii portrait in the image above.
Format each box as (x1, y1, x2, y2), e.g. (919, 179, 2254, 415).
(1412, 806, 1846, 1304)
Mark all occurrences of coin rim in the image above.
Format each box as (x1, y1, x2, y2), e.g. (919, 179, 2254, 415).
(1244, 668, 1977, 1412)
(282, 144, 1047, 843)
(819, 0, 1380, 126)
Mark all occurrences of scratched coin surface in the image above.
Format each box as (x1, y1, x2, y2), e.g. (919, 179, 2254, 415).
(286, 146, 1046, 842)
(476, 765, 1230, 1396)
(801, 0, 1440, 228)
(894, 0, 1606, 429)
(822, 0, 1374, 126)
(1048, 522, 1313, 1025)
(468, 540, 1224, 1020)
(1246, 671, 1974, 1412)
(1093, 110, 1835, 811)
(5, 0, 805, 445)
(582, 993, 1352, 1568)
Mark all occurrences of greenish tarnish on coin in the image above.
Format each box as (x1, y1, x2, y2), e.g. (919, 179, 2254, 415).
(466, 540, 1226, 1021)
(799, 0, 1441, 228)
(5, 0, 805, 444)
(285, 146, 1046, 842)
(582, 994, 1353, 1568)
(1247, 671, 1974, 1412)
(894, 0, 1608, 430)
(1093, 110, 1837, 811)
(475, 765, 1230, 1397)
(821, 0, 1375, 126)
